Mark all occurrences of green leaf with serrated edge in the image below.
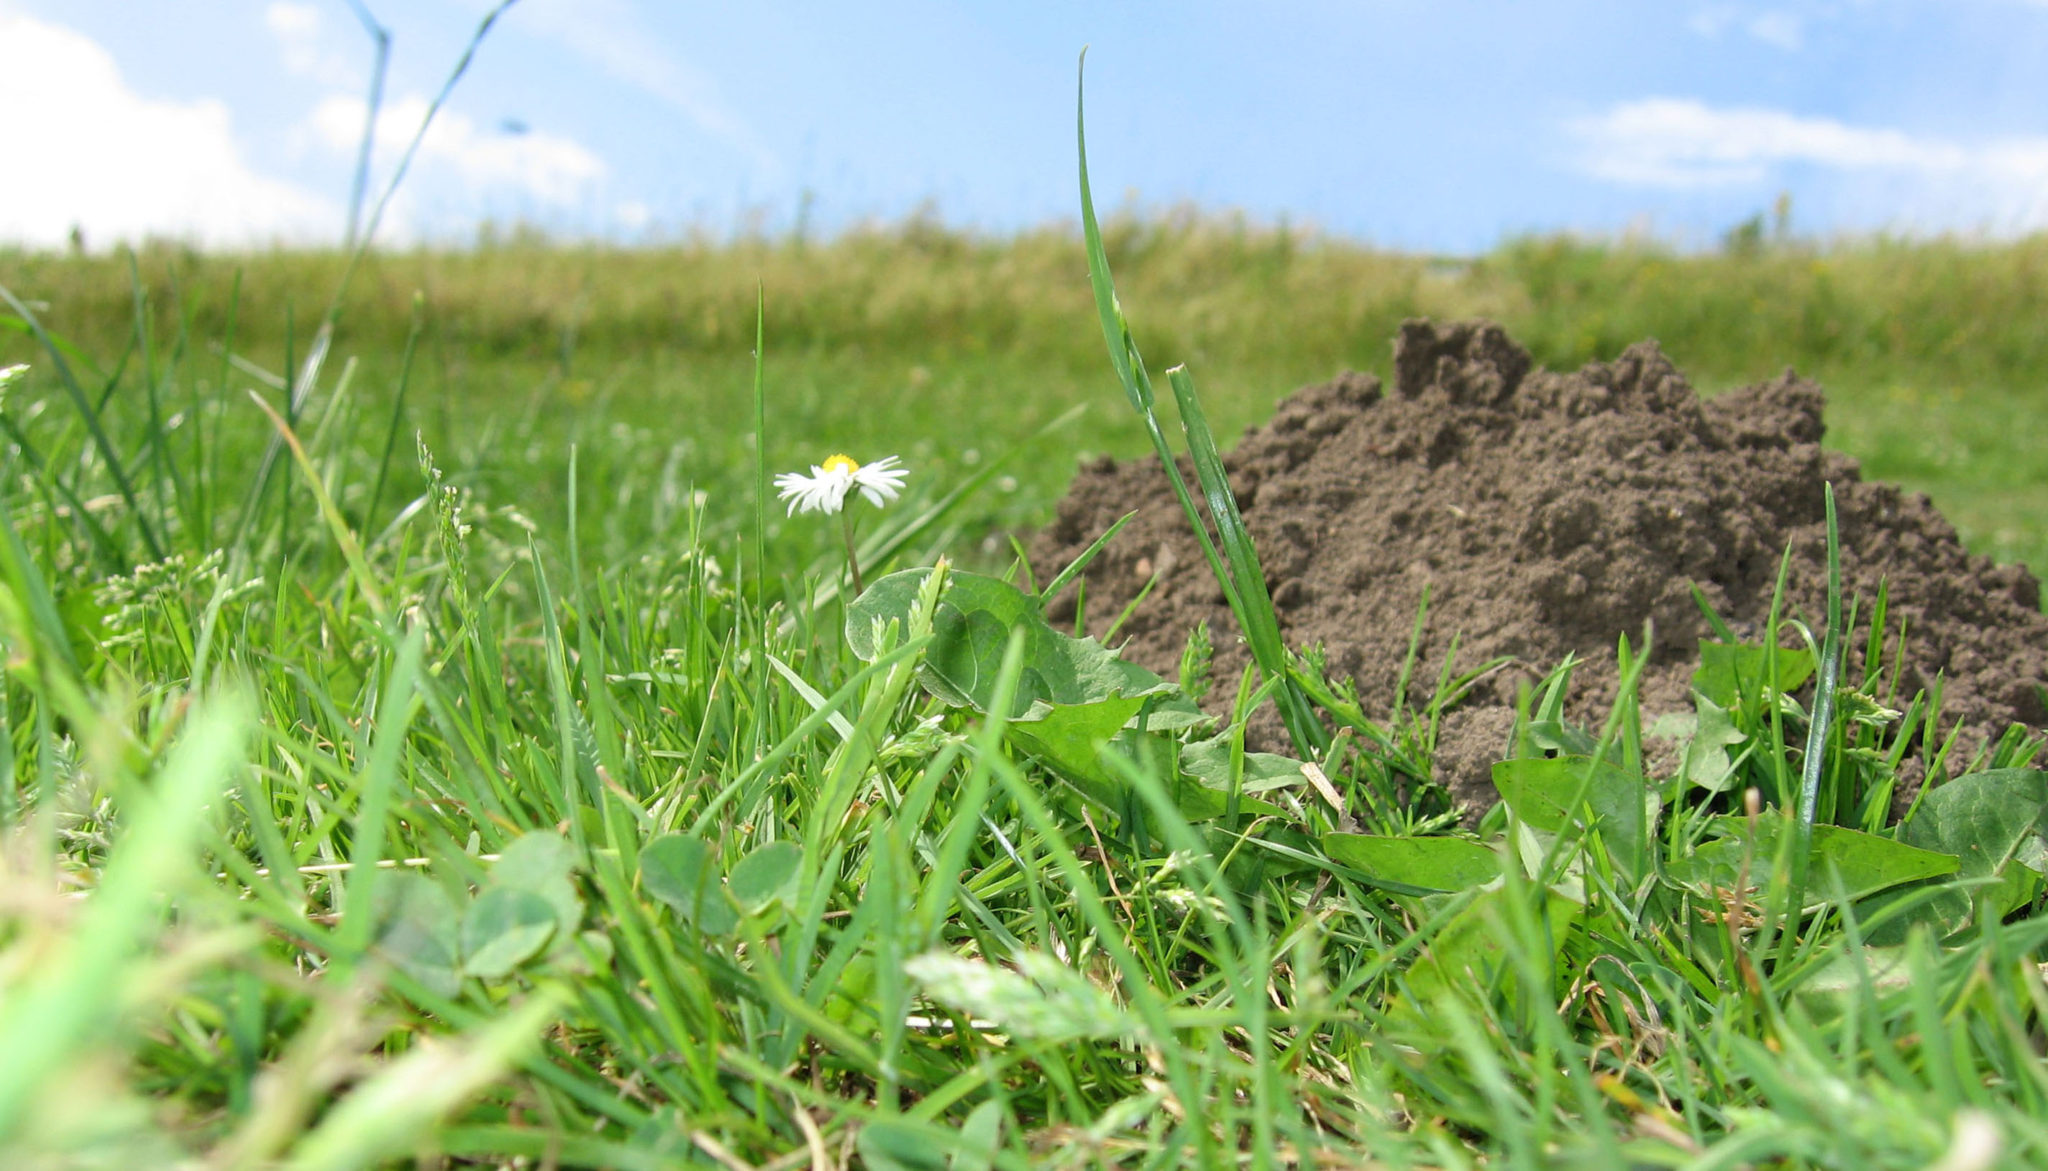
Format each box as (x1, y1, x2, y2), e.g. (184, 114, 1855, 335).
(1680, 693, 1749, 793)
(1693, 640, 1816, 709)
(1321, 834, 1502, 894)
(1868, 769, 2048, 941)
(1007, 703, 1289, 823)
(1007, 694, 1145, 800)
(1664, 817, 1957, 911)
(1136, 693, 1210, 731)
(1491, 756, 1659, 880)
(847, 568, 1178, 718)
(640, 834, 737, 935)
(460, 887, 556, 979)
(1179, 734, 1314, 795)
(727, 841, 803, 913)
(372, 872, 462, 999)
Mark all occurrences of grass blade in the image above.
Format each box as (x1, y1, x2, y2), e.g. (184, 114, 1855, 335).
(1788, 484, 1845, 924)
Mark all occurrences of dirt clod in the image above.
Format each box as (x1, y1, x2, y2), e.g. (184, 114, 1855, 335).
(1033, 319, 2048, 812)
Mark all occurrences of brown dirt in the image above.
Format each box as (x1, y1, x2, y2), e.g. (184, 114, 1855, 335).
(1031, 319, 2048, 812)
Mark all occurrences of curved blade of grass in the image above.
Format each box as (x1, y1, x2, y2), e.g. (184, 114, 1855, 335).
(1075, 57, 1236, 616)
(1788, 484, 1845, 924)
(1165, 365, 1325, 753)
(246, 389, 389, 620)
(1076, 57, 1323, 756)
(0, 282, 162, 560)
(1039, 508, 1136, 604)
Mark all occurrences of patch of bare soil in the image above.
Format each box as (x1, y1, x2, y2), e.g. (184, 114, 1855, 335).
(1031, 320, 2048, 811)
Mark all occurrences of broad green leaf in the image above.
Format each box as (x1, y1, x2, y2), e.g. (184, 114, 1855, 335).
(1007, 695, 1145, 807)
(490, 831, 583, 943)
(373, 872, 462, 999)
(1394, 886, 1581, 1025)
(1179, 734, 1315, 795)
(1135, 693, 1210, 731)
(460, 887, 557, 979)
(1679, 693, 1748, 793)
(1872, 768, 2048, 939)
(1009, 701, 1285, 823)
(1321, 833, 1502, 894)
(727, 841, 803, 913)
(1693, 640, 1815, 709)
(1491, 756, 1658, 878)
(857, 1119, 951, 1171)
(640, 834, 738, 935)
(953, 1101, 1004, 1171)
(849, 568, 1255, 823)
(1664, 817, 1957, 910)
(1792, 944, 1913, 1017)
(847, 568, 1177, 718)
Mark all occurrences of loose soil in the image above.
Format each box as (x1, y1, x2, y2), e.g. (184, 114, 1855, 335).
(1031, 320, 2048, 812)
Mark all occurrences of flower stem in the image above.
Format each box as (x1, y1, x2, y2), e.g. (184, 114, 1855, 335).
(840, 508, 865, 597)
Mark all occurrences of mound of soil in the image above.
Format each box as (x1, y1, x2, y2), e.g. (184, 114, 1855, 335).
(1031, 320, 2048, 810)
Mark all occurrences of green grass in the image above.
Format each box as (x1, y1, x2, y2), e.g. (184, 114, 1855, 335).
(5, 218, 2048, 1167)
(9, 221, 2048, 570)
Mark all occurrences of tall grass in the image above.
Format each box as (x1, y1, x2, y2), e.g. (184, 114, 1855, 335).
(10, 219, 2048, 570)
(5, 196, 2048, 1165)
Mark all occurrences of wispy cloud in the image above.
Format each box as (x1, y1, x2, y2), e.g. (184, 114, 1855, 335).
(1569, 99, 1970, 186)
(265, 1, 361, 88)
(306, 93, 608, 209)
(495, 0, 781, 176)
(0, 9, 335, 248)
(1568, 97, 2048, 230)
(1688, 5, 1805, 51)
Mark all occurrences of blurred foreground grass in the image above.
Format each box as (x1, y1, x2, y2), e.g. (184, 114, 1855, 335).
(6, 215, 2047, 570)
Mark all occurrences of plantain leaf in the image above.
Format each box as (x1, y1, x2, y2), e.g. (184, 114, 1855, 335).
(1321, 833, 1502, 894)
(1665, 817, 1958, 911)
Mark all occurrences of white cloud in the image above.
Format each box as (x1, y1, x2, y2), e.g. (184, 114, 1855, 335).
(1744, 11, 1804, 51)
(0, 10, 337, 249)
(1568, 98, 2048, 231)
(265, 1, 362, 88)
(307, 93, 607, 211)
(614, 200, 652, 233)
(1570, 99, 1963, 186)
(1688, 6, 1805, 51)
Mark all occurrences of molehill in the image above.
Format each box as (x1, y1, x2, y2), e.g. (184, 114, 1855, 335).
(1031, 320, 2048, 811)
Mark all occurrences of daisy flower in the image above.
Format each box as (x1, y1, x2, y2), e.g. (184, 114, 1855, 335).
(775, 453, 907, 516)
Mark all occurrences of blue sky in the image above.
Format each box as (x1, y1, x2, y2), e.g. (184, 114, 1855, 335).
(4, 0, 2047, 253)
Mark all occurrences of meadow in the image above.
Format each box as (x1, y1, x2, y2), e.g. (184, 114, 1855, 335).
(4, 213, 2048, 1168)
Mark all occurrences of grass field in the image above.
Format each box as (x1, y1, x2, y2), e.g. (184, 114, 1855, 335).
(9, 219, 2048, 570)
(4, 218, 2048, 1167)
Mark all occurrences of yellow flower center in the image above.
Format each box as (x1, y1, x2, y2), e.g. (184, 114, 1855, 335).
(821, 454, 860, 474)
